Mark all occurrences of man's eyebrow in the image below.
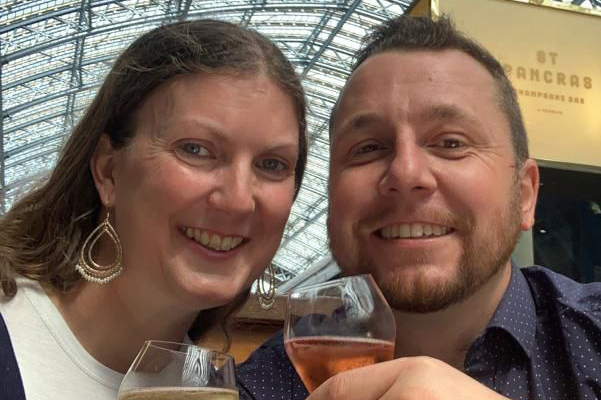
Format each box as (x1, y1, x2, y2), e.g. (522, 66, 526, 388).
(334, 112, 383, 137)
(425, 104, 480, 127)
(332, 104, 481, 140)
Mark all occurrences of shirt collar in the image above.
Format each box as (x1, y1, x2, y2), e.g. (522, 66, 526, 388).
(484, 263, 537, 356)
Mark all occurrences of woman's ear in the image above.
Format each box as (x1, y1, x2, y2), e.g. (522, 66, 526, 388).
(90, 134, 117, 207)
(518, 158, 540, 231)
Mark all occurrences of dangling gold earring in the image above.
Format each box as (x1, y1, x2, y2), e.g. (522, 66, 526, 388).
(257, 264, 276, 309)
(76, 208, 123, 284)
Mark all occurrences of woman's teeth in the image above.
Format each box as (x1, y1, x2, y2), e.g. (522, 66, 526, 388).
(184, 227, 244, 251)
(379, 223, 452, 239)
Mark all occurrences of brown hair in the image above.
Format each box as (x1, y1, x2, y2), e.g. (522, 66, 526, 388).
(332, 15, 528, 165)
(0, 19, 307, 342)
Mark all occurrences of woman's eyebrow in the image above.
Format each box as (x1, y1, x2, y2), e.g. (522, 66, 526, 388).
(158, 118, 225, 139)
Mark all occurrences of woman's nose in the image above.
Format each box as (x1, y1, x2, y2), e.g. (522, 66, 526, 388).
(207, 166, 256, 214)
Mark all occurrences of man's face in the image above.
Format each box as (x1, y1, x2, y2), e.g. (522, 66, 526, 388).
(328, 50, 538, 313)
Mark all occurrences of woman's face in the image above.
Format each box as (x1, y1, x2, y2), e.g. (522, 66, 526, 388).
(93, 72, 299, 312)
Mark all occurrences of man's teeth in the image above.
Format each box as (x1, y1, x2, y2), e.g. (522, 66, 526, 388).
(380, 223, 451, 239)
(184, 228, 244, 251)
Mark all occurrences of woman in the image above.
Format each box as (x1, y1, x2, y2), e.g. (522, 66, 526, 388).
(0, 19, 307, 400)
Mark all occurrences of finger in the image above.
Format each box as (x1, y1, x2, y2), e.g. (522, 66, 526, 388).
(306, 359, 408, 400)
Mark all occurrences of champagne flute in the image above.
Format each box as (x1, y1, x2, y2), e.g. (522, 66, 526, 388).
(284, 274, 396, 393)
(118, 340, 238, 400)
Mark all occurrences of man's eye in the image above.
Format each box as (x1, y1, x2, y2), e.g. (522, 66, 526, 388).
(352, 143, 385, 156)
(439, 138, 463, 149)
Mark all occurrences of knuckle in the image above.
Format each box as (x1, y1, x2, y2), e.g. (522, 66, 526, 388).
(415, 355, 439, 365)
(323, 373, 351, 399)
(402, 355, 443, 372)
(391, 379, 436, 400)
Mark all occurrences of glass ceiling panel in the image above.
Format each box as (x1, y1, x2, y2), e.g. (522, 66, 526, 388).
(3, 0, 596, 287)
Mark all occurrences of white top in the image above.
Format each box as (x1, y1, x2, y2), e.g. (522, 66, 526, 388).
(0, 277, 123, 400)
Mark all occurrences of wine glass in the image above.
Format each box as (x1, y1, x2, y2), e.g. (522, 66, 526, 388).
(284, 274, 396, 393)
(118, 340, 238, 400)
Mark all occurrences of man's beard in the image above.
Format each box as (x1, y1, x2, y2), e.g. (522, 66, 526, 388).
(328, 183, 523, 314)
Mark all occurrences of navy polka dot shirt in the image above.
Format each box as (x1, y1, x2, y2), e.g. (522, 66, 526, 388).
(237, 265, 601, 399)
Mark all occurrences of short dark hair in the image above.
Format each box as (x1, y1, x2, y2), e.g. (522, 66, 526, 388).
(332, 15, 528, 164)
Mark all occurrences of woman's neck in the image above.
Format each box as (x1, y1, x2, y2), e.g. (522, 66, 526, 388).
(47, 277, 200, 373)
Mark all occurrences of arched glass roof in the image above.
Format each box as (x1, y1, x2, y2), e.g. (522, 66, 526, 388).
(1, 0, 600, 288)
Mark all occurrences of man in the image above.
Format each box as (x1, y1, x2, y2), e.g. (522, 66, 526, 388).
(237, 15, 601, 400)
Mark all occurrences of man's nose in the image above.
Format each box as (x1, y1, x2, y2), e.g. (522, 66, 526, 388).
(207, 165, 256, 214)
(378, 141, 437, 197)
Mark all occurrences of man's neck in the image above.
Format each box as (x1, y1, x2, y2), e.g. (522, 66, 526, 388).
(391, 263, 512, 370)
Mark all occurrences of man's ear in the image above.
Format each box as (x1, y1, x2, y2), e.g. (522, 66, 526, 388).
(518, 158, 540, 231)
(90, 134, 117, 207)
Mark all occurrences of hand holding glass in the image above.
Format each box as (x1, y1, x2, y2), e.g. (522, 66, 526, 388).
(284, 274, 396, 392)
(118, 341, 238, 400)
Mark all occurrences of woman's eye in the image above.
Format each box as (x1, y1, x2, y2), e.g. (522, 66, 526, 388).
(174, 142, 213, 165)
(179, 142, 210, 157)
(258, 158, 288, 172)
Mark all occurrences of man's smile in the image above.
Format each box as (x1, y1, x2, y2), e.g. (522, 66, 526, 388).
(377, 223, 455, 239)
